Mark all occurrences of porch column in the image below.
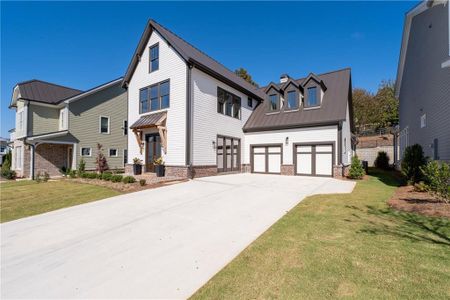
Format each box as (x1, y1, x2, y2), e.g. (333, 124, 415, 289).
(72, 143, 77, 170)
(29, 144, 35, 180)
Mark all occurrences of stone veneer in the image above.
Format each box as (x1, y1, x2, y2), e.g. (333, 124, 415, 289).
(165, 166, 191, 178)
(281, 165, 295, 176)
(333, 164, 350, 179)
(190, 165, 217, 178)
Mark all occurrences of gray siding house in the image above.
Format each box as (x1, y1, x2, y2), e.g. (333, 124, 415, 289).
(396, 0, 450, 162)
(9, 78, 127, 178)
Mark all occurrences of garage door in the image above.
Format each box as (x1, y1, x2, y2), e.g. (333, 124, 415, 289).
(295, 144, 334, 177)
(251, 145, 282, 174)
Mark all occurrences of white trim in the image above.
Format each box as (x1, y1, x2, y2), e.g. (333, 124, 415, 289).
(108, 148, 119, 157)
(27, 130, 69, 141)
(64, 78, 123, 104)
(80, 147, 92, 157)
(99, 115, 110, 134)
(72, 143, 77, 170)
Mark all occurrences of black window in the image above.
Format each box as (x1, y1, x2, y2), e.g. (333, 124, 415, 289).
(123, 120, 128, 135)
(269, 94, 278, 111)
(124, 149, 128, 165)
(139, 80, 170, 114)
(287, 90, 298, 109)
(247, 97, 253, 108)
(150, 43, 159, 72)
(109, 149, 118, 157)
(307, 87, 318, 107)
(100, 116, 109, 134)
(217, 87, 241, 119)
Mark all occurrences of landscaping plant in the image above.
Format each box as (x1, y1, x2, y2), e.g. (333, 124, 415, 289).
(1, 150, 15, 179)
(401, 144, 427, 184)
(348, 155, 365, 179)
(374, 151, 390, 170)
(78, 158, 86, 175)
(420, 161, 450, 203)
(35, 171, 50, 183)
(111, 175, 123, 183)
(122, 176, 136, 184)
(101, 172, 113, 181)
(139, 179, 146, 186)
(95, 143, 109, 173)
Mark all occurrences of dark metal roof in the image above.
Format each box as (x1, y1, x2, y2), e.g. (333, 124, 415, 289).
(243, 68, 352, 132)
(122, 20, 265, 100)
(17, 80, 82, 104)
(130, 112, 166, 129)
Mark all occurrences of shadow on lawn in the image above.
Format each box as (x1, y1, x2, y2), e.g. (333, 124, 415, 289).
(367, 168, 404, 187)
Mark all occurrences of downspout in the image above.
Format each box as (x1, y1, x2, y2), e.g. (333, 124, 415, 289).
(186, 64, 193, 177)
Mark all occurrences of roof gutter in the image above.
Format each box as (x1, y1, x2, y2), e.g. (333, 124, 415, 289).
(243, 121, 342, 133)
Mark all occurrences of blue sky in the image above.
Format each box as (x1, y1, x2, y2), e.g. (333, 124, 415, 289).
(1, 1, 416, 138)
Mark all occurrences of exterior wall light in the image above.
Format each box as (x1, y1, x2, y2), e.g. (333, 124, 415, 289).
(212, 140, 216, 150)
(285, 137, 289, 145)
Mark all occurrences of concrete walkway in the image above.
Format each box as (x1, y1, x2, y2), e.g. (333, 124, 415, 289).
(1, 174, 355, 299)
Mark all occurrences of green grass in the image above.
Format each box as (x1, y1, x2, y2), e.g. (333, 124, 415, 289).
(192, 169, 450, 299)
(0, 180, 121, 223)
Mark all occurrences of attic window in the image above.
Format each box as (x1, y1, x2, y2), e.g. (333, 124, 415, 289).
(149, 43, 159, 72)
(269, 94, 279, 111)
(286, 90, 298, 110)
(306, 87, 319, 107)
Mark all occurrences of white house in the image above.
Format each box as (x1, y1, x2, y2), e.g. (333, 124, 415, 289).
(123, 20, 354, 178)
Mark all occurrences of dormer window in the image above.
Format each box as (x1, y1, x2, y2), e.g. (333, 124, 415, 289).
(286, 90, 298, 110)
(149, 43, 159, 72)
(269, 94, 279, 111)
(306, 87, 319, 107)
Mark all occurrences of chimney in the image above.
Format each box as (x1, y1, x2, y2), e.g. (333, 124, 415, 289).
(280, 74, 289, 83)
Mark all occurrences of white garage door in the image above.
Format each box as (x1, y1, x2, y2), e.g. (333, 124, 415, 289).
(295, 144, 333, 177)
(251, 145, 282, 174)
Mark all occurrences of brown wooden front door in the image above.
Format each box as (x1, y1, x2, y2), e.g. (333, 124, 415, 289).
(145, 134, 161, 172)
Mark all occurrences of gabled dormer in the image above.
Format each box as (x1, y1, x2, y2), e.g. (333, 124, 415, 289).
(264, 82, 282, 112)
(301, 73, 327, 109)
(280, 78, 303, 111)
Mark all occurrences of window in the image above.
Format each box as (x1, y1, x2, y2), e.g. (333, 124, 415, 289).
(149, 43, 159, 72)
(307, 87, 319, 107)
(81, 147, 91, 156)
(59, 109, 66, 130)
(123, 149, 128, 165)
(139, 80, 170, 114)
(0, 146, 6, 153)
(247, 97, 253, 108)
(123, 120, 128, 135)
(420, 114, 426, 128)
(99, 116, 110, 134)
(109, 148, 118, 157)
(217, 87, 241, 119)
(286, 90, 298, 109)
(15, 146, 22, 170)
(269, 94, 278, 111)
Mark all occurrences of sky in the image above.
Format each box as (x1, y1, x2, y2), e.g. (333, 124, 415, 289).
(1, 1, 417, 138)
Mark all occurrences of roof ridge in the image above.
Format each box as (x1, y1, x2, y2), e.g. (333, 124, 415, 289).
(151, 20, 256, 89)
(18, 79, 82, 92)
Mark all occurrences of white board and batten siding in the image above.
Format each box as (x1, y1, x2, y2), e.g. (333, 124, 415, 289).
(244, 125, 339, 166)
(127, 30, 187, 166)
(191, 67, 254, 166)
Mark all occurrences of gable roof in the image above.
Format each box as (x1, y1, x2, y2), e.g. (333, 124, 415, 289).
(301, 73, 327, 91)
(15, 80, 82, 105)
(243, 68, 352, 132)
(122, 19, 265, 100)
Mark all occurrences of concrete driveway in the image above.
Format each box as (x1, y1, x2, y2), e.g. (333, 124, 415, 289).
(1, 174, 354, 299)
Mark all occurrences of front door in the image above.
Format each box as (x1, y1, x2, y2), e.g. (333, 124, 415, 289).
(217, 136, 240, 173)
(145, 134, 161, 172)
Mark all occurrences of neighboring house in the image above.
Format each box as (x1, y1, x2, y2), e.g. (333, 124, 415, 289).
(396, 0, 450, 162)
(0, 137, 10, 164)
(9, 79, 127, 178)
(123, 20, 354, 178)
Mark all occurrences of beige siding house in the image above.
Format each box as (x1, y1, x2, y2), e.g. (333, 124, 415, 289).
(9, 78, 127, 178)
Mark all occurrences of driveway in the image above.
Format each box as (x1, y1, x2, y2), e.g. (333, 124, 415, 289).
(1, 174, 355, 299)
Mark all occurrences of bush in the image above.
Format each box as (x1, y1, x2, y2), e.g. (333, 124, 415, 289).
(78, 158, 86, 175)
(122, 176, 136, 184)
(35, 171, 50, 183)
(111, 174, 123, 183)
(96, 143, 109, 173)
(1, 150, 12, 178)
(348, 155, 365, 179)
(413, 181, 428, 192)
(68, 170, 77, 178)
(2, 170, 16, 180)
(139, 179, 146, 186)
(420, 161, 450, 203)
(374, 151, 390, 170)
(101, 172, 113, 181)
(87, 172, 98, 179)
(401, 144, 427, 184)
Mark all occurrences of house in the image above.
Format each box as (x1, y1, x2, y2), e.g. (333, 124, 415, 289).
(0, 137, 10, 165)
(123, 20, 354, 178)
(9, 78, 127, 178)
(396, 0, 450, 162)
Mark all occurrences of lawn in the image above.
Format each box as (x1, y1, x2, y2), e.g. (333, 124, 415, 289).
(192, 169, 450, 299)
(0, 180, 121, 223)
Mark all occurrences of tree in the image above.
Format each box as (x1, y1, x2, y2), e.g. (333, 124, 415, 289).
(373, 80, 398, 127)
(95, 143, 109, 173)
(352, 88, 375, 132)
(234, 67, 259, 87)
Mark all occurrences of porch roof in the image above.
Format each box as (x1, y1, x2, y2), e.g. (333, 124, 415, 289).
(130, 112, 166, 130)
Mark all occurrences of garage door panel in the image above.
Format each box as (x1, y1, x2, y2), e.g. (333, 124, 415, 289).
(296, 153, 312, 174)
(253, 154, 266, 173)
(316, 145, 332, 152)
(251, 145, 281, 174)
(316, 153, 332, 175)
(268, 154, 281, 173)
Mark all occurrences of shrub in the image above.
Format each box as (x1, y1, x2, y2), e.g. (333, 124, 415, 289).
(420, 161, 450, 203)
(139, 179, 146, 186)
(348, 155, 365, 179)
(35, 171, 50, 183)
(413, 181, 428, 192)
(78, 158, 86, 175)
(111, 174, 123, 183)
(1, 150, 12, 178)
(68, 170, 77, 178)
(87, 172, 98, 179)
(122, 176, 136, 184)
(96, 143, 109, 173)
(2, 170, 16, 180)
(401, 144, 427, 184)
(101, 172, 113, 181)
(374, 151, 390, 170)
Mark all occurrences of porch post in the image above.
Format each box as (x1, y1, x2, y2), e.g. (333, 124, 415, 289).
(72, 143, 77, 170)
(29, 143, 35, 180)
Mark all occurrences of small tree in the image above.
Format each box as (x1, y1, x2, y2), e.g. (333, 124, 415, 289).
(374, 151, 390, 170)
(95, 143, 109, 173)
(401, 144, 427, 184)
(78, 158, 86, 175)
(1, 150, 12, 176)
(348, 155, 365, 179)
(420, 161, 450, 203)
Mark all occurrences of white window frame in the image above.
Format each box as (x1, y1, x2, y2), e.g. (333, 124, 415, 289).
(420, 114, 426, 128)
(80, 147, 92, 157)
(108, 148, 119, 157)
(99, 116, 110, 134)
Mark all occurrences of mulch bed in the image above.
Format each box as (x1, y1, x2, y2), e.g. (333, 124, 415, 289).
(70, 178, 188, 193)
(388, 185, 450, 218)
